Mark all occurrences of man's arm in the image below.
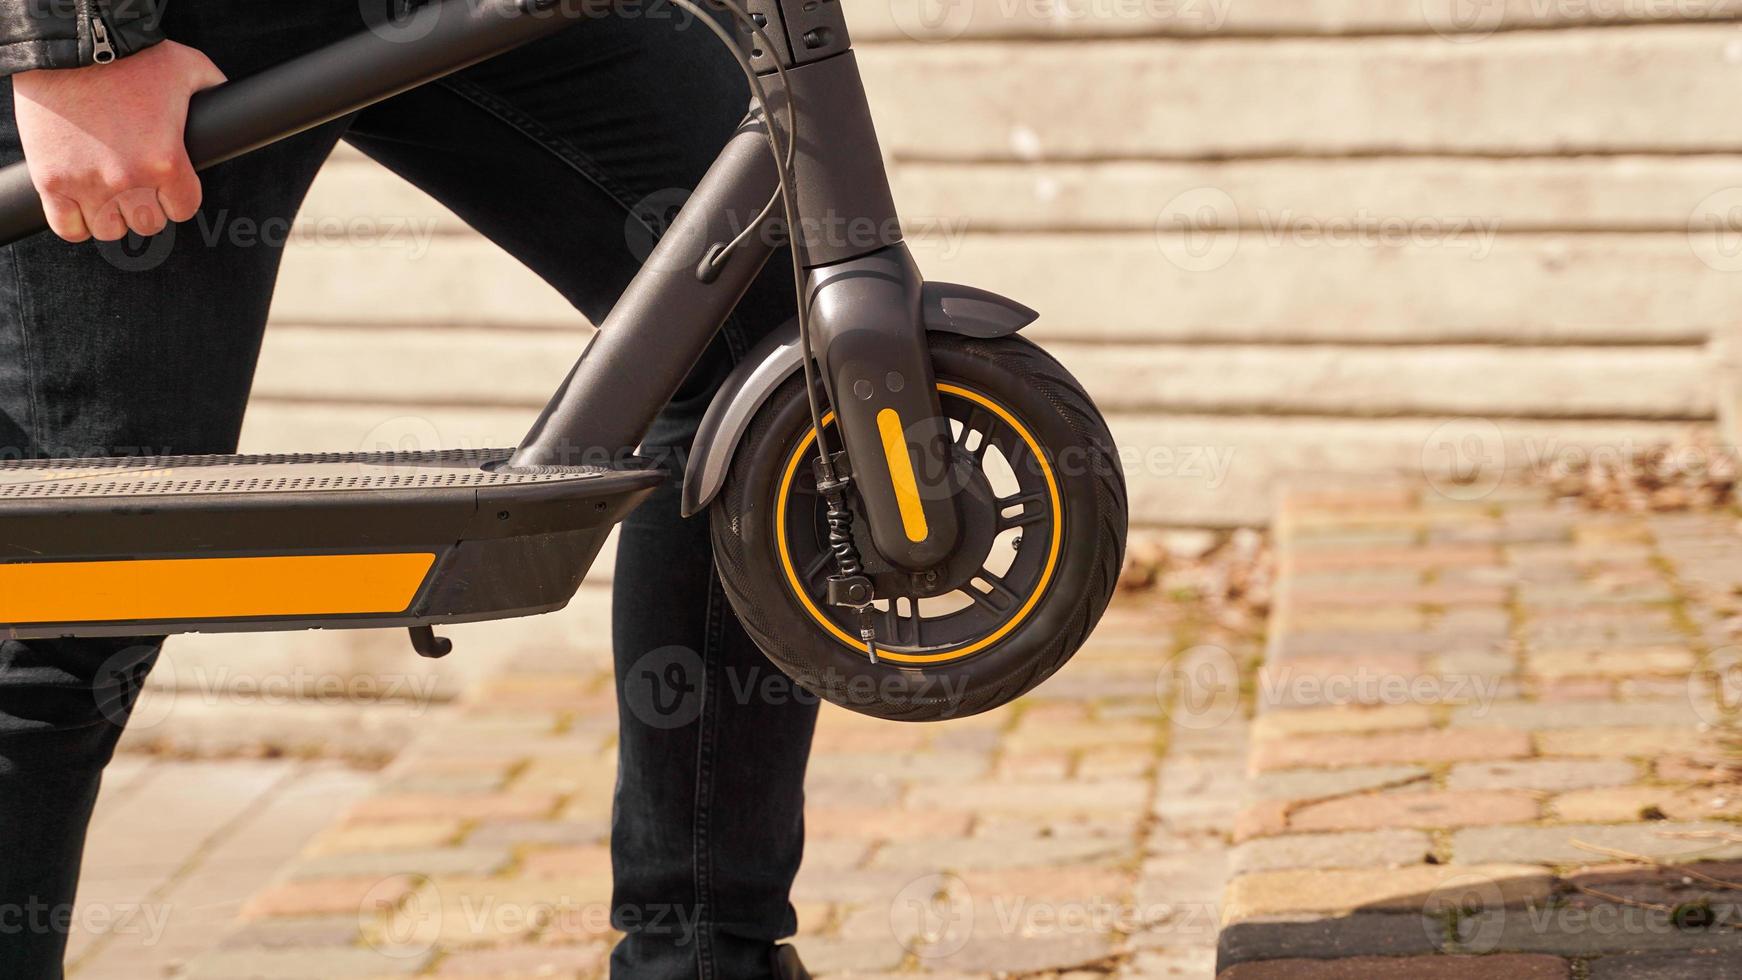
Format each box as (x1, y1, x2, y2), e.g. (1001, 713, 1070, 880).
(1, 0, 223, 242)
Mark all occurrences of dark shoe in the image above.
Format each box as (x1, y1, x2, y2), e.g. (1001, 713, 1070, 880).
(770, 945, 812, 980)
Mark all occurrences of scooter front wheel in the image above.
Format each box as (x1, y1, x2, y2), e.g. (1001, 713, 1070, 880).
(709, 334, 1128, 721)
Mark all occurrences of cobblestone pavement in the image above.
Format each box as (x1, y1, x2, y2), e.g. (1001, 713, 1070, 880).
(84, 483, 1742, 978)
(67, 758, 377, 979)
(1218, 485, 1742, 978)
(152, 596, 1242, 979)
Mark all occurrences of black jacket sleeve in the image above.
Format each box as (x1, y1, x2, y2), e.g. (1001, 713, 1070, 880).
(0, 0, 165, 77)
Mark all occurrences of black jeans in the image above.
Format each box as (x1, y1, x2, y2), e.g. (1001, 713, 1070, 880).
(0, 4, 815, 978)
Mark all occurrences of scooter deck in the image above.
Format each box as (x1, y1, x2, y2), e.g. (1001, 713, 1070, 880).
(0, 450, 664, 640)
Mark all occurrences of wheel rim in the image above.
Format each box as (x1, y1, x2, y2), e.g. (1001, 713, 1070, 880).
(774, 383, 1063, 666)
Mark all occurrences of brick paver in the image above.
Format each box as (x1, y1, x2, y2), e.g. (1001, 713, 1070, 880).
(174, 595, 1227, 978)
(1218, 484, 1742, 978)
(90, 481, 1742, 978)
(67, 759, 378, 979)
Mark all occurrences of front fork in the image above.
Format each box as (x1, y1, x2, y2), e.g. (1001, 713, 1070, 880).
(748, 5, 964, 580)
(805, 246, 962, 573)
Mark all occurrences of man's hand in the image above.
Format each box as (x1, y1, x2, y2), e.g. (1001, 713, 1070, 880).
(14, 41, 225, 243)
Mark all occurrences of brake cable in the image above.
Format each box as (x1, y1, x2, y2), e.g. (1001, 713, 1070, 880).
(669, 0, 879, 659)
(668, 0, 833, 486)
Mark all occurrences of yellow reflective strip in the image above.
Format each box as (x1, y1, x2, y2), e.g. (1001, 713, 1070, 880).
(876, 408, 930, 543)
(0, 553, 436, 625)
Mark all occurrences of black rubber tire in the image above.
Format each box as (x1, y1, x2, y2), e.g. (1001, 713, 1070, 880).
(709, 333, 1128, 721)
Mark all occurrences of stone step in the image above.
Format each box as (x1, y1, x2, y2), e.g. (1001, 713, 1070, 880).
(268, 229, 1732, 344)
(253, 325, 1714, 419)
(855, 27, 1742, 159)
(1220, 485, 1737, 972)
(920, 232, 1728, 345)
(268, 230, 573, 329)
(307, 152, 1742, 233)
(238, 400, 1705, 526)
(1044, 343, 1713, 419)
(848, 0, 1742, 40)
(254, 323, 586, 408)
(1117, 414, 1704, 526)
(887, 156, 1742, 232)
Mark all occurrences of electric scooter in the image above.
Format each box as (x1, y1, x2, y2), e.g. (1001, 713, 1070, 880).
(0, 0, 1129, 721)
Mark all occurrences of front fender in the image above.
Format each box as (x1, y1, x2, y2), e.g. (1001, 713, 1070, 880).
(679, 282, 1038, 518)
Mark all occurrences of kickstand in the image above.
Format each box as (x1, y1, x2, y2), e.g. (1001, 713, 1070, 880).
(409, 626, 453, 659)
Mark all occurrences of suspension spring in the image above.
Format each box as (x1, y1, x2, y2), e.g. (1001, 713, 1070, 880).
(825, 495, 863, 577)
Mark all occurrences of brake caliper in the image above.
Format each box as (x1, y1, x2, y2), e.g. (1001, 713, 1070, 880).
(813, 453, 879, 663)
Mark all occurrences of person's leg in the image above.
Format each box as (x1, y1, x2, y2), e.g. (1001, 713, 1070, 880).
(0, 7, 353, 974)
(341, 7, 814, 978)
(0, 637, 160, 977)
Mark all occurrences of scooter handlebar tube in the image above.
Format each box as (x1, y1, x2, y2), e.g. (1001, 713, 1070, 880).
(0, 0, 592, 246)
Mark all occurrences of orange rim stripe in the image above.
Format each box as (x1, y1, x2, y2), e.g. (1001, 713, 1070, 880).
(776, 384, 1062, 666)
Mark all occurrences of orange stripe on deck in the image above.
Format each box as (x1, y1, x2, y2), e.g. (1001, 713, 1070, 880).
(0, 553, 436, 624)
